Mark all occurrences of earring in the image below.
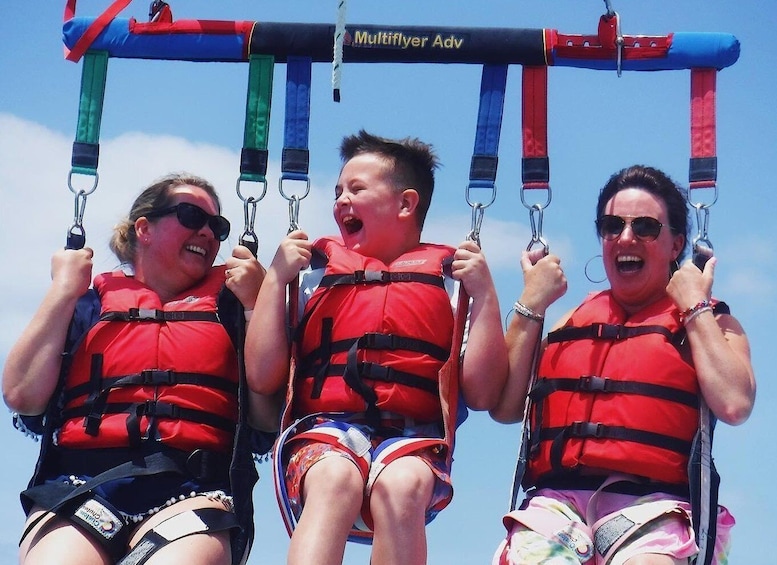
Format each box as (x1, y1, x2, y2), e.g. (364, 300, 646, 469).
(584, 254, 607, 284)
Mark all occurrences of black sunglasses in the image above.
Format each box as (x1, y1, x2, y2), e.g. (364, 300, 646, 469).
(146, 202, 231, 242)
(596, 215, 664, 242)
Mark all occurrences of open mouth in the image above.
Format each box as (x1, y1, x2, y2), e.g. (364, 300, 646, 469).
(616, 254, 644, 273)
(185, 244, 207, 257)
(342, 215, 363, 235)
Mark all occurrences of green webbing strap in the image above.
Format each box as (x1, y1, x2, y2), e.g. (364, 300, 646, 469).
(239, 54, 275, 183)
(71, 50, 109, 177)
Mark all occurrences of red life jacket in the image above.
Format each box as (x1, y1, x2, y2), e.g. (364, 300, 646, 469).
(291, 238, 456, 424)
(525, 291, 700, 485)
(57, 267, 238, 454)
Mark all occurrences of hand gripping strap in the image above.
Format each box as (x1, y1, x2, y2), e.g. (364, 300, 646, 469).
(116, 508, 239, 565)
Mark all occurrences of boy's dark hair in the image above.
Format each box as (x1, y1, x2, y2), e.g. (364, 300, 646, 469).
(597, 164, 690, 262)
(340, 130, 439, 229)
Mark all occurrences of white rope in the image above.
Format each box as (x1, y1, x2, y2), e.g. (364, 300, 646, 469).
(332, 0, 347, 102)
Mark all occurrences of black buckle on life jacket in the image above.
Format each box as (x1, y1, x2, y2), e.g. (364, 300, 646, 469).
(590, 323, 625, 340)
(570, 421, 605, 439)
(140, 369, 175, 385)
(578, 375, 609, 393)
(140, 400, 179, 419)
(361, 333, 398, 350)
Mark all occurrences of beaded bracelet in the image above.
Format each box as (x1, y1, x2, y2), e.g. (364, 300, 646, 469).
(513, 301, 544, 322)
(680, 300, 711, 325)
(683, 305, 713, 325)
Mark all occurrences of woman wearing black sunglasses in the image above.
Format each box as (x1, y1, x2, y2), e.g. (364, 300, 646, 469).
(4, 173, 277, 565)
(491, 165, 755, 565)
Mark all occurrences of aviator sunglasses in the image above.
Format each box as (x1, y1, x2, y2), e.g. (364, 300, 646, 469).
(145, 202, 231, 241)
(596, 214, 665, 242)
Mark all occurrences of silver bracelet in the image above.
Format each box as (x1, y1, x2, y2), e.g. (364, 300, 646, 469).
(683, 305, 713, 325)
(513, 301, 544, 322)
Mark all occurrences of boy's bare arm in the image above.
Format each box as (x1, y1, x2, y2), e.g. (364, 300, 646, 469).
(451, 240, 508, 411)
(245, 231, 312, 396)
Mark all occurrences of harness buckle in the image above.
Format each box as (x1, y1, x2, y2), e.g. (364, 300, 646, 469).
(571, 421, 604, 438)
(579, 375, 608, 392)
(128, 308, 163, 321)
(361, 333, 398, 350)
(592, 323, 623, 340)
(141, 369, 175, 385)
(353, 270, 388, 284)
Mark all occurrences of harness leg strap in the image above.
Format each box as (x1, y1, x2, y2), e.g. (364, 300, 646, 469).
(117, 508, 239, 565)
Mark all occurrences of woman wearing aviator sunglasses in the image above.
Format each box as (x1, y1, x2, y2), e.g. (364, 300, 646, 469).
(491, 165, 755, 565)
(4, 173, 278, 565)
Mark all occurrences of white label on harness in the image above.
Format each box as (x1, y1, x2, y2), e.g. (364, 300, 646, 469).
(340, 426, 372, 457)
(75, 499, 123, 540)
(153, 510, 208, 541)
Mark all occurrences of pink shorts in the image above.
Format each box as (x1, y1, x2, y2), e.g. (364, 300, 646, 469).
(494, 485, 735, 565)
(282, 417, 453, 539)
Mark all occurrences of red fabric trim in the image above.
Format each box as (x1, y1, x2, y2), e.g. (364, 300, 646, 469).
(129, 19, 254, 36)
(690, 68, 717, 159)
(553, 21, 672, 62)
(65, 0, 133, 62)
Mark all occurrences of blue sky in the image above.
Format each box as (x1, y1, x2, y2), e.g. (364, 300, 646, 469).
(1, 1, 775, 563)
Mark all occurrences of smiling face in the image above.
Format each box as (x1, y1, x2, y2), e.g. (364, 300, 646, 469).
(601, 187, 685, 313)
(334, 152, 420, 264)
(134, 184, 222, 301)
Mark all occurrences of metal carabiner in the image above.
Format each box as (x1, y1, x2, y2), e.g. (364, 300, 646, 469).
(287, 194, 301, 234)
(467, 202, 486, 247)
(66, 189, 89, 250)
(239, 196, 259, 257)
(279, 175, 310, 233)
(526, 204, 549, 255)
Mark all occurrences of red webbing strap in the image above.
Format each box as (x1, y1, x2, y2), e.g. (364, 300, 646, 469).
(689, 68, 717, 189)
(64, 0, 134, 63)
(522, 66, 549, 190)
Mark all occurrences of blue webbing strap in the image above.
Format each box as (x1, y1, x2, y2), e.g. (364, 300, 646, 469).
(282, 56, 313, 182)
(469, 64, 508, 189)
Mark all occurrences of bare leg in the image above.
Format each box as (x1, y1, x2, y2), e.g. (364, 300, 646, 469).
(287, 455, 364, 565)
(20, 508, 110, 565)
(369, 456, 435, 565)
(130, 496, 234, 565)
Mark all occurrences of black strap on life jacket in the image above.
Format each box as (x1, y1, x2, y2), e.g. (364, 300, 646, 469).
(99, 309, 221, 323)
(542, 422, 694, 473)
(318, 269, 446, 289)
(62, 400, 236, 446)
(547, 322, 681, 346)
(295, 267, 450, 425)
(64, 369, 238, 404)
(301, 330, 451, 399)
(530, 376, 699, 408)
